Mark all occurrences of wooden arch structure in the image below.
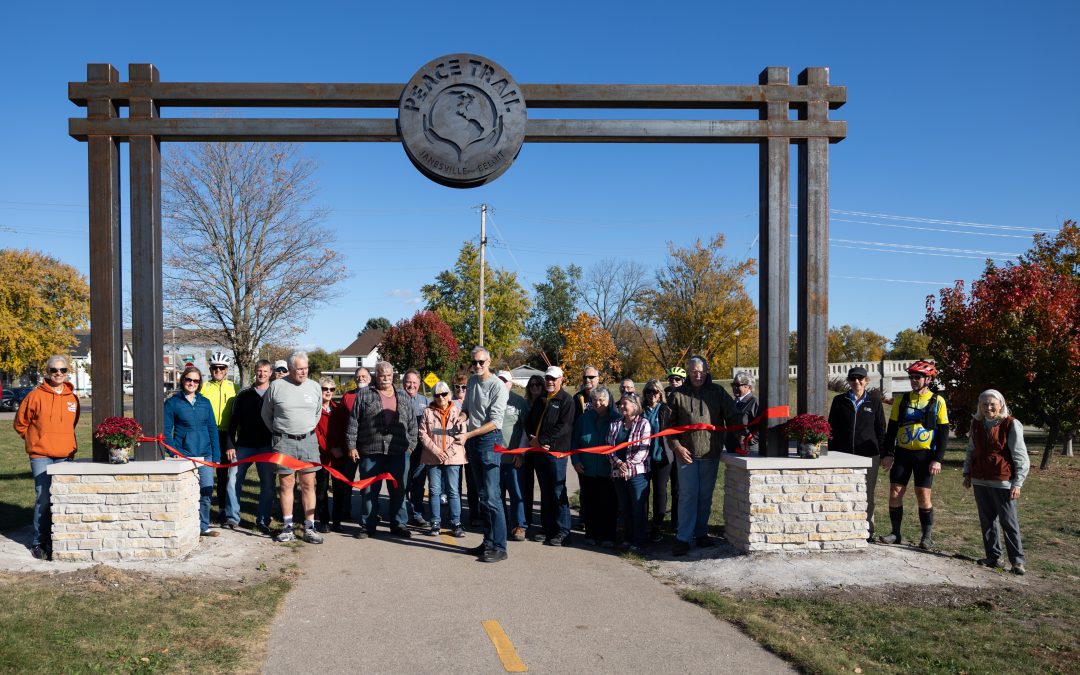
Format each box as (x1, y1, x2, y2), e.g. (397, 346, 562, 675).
(69, 63, 845, 460)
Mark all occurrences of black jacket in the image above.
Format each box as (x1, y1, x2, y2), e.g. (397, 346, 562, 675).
(228, 386, 272, 449)
(734, 394, 760, 454)
(827, 391, 886, 457)
(525, 389, 574, 453)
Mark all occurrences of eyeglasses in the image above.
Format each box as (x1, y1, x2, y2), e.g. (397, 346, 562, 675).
(454, 385, 467, 391)
(321, 387, 335, 392)
(48, 367, 69, 374)
(183, 377, 201, 385)
(210, 365, 226, 371)
(471, 360, 487, 366)
(434, 392, 449, 398)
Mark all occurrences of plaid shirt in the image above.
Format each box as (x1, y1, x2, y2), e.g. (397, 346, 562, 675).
(345, 387, 418, 455)
(606, 416, 652, 478)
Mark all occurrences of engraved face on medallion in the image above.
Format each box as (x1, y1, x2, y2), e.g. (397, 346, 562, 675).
(399, 54, 526, 188)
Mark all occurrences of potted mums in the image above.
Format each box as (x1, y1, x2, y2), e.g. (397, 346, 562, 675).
(94, 416, 143, 464)
(782, 414, 831, 459)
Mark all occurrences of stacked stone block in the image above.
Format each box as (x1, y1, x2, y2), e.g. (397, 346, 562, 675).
(722, 454, 872, 553)
(47, 461, 200, 562)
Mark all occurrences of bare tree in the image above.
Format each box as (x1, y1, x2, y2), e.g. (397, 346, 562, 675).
(163, 142, 346, 384)
(581, 258, 648, 350)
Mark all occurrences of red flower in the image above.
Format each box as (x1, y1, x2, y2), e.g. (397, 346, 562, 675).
(94, 416, 143, 448)
(781, 414, 831, 444)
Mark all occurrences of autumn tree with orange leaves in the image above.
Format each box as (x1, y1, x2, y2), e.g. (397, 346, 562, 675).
(923, 223, 1080, 469)
(559, 313, 619, 385)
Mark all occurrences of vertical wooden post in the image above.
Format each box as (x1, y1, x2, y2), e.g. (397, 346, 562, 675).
(129, 64, 164, 460)
(756, 67, 791, 457)
(87, 64, 123, 462)
(797, 67, 830, 417)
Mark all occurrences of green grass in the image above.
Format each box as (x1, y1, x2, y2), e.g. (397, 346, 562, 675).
(689, 431, 1080, 674)
(0, 417, 292, 673)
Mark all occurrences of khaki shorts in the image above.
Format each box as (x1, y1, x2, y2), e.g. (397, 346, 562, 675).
(272, 433, 321, 475)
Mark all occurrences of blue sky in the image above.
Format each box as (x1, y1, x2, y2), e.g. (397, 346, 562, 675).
(2, 2, 1077, 355)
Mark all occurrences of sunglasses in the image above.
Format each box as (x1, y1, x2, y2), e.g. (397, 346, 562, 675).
(183, 377, 201, 385)
(669, 376, 684, 381)
(848, 376, 866, 382)
(471, 360, 487, 366)
(583, 375, 598, 380)
(321, 387, 335, 392)
(454, 385, 467, 390)
(49, 367, 69, 374)
(274, 368, 288, 373)
(434, 392, 449, 398)
(210, 365, 226, 371)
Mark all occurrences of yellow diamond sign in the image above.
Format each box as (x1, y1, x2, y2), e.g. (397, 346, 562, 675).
(423, 372, 439, 388)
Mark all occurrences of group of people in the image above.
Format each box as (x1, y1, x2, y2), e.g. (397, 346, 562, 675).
(13, 352, 1028, 574)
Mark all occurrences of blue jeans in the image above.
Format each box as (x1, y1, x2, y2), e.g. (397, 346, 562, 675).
(30, 456, 70, 548)
(230, 445, 276, 526)
(427, 464, 461, 527)
(676, 457, 720, 543)
(196, 463, 215, 532)
(404, 446, 428, 522)
(359, 453, 407, 529)
(614, 474, 651, 548)
(500, 462, 526, 529)
(535, 454, 572, 539)
(466, 431, 507, 552)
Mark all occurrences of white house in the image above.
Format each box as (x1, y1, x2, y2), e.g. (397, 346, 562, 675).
(322, 328, 385, 381)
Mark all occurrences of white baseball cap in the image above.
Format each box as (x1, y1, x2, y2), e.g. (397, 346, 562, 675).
(496, 370, 513, 383)
(545, 366, 564, 379)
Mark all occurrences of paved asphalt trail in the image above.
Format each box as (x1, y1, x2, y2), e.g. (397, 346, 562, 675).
(264, 501, 790, 673)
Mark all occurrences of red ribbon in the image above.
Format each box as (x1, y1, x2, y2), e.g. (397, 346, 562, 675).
(139, 435, 398, 490)
(495, 406, 790, 459)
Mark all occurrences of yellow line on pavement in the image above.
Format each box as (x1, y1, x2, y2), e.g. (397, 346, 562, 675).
(440, 532, 456, 546)
(481, 620, 527, 672)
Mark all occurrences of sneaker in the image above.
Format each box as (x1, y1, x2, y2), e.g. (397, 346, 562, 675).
(410, 515, 430, 528)
(315, 522, 329, 534)
(223, 520, 239, 530)
(451, 525, 466, 538)
(530, 531, 548, 543)
(976, 558, 1002, 569)
(672, 539, 690, 556)
(878, 533, 901, 545)
(695, 535, 716, 548)
(544, 535, 567, 547)
(30, 545, 49, 561)
(510, 527, 526, 542)
(428, 523, 441, 536)
(918, 535, 933, 550)
(330, 522, 343, 533)
(1011, 563, 1026, 576)
(480, 548, 508, 563)
(389, 526, 413, 539)
(303, 528, 324, 544)
(201, 529, 221, 538)
(354, 529, 371, 539)
(273, 529, 294, 543)
(256, 522, 273, 536)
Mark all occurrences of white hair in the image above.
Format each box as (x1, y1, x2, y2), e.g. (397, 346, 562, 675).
(470, 346, 490, 360)
(288, 351, 308, 369)
(688, 355, 708, 372)
(46, 355, 69, 370)
(974, 389, 1011, 420)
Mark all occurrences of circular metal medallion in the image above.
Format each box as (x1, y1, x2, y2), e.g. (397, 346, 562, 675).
(398, 54, 527, 189)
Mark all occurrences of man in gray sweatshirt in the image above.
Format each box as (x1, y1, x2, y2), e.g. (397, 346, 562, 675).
(460, 346, 509, 562)
(262, 351, 323, 544)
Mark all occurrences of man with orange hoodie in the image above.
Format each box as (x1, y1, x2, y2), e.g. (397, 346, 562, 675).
(13, 355, 80, 561)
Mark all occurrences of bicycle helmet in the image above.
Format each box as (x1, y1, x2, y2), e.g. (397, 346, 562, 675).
(906, 359, 937, 378)
(666, 366, 687, 379)
(208, 351, 232, 367)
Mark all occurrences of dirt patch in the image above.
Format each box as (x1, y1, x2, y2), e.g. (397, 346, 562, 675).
(646, 539, 1031, 596)
(0, 524, 294, 582)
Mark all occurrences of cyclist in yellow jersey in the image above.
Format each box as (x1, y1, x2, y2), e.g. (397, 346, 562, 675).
(880, 360, 949, 549)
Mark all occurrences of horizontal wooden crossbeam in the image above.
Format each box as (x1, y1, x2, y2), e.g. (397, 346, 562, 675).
(69, 82, 846, 110)
(69, 118, 846, 143)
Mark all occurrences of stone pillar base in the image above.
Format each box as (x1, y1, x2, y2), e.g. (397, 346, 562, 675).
(721, 451, 872, 553)
(47, 458, 201, 562)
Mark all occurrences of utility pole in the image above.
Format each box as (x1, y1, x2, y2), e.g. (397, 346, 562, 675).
(479, 203, 487, 347)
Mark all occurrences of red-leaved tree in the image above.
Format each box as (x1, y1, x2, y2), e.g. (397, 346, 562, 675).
(923, 262, 1080, 469)
(380, 311, 460, 383)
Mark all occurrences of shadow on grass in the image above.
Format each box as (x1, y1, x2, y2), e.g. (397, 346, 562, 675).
(0, 502, 32, 533)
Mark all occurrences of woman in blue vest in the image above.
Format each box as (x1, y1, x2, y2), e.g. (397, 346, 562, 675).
(164, 365, 222, 537)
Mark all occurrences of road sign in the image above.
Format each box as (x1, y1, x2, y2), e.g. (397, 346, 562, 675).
(423, 372, 439, 388)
